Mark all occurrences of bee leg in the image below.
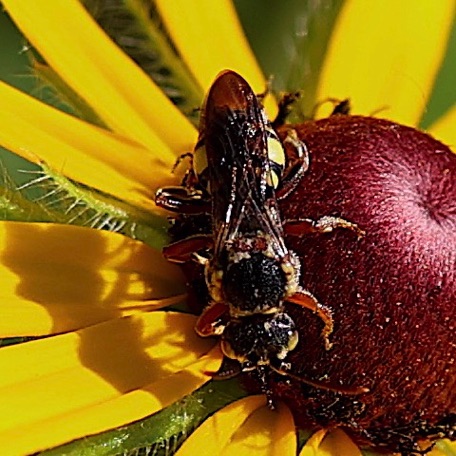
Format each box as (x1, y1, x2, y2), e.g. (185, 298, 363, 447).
(209, 356, 242, 380)
(310, 97, 351, 118)
(271, 91, 301, 128)
(331, 98, 351, 116)
(162, 234, 213, 264)
(287, 289, 334, 350)
(284, 215, 365, 237)
(171, 151, 193, 173)
(270, 363, 369, 395)
(277, 129, 310, 200)
(170, 153, 202, 189)
(195, 301, 229, 337)
(155, 186, 211, 214)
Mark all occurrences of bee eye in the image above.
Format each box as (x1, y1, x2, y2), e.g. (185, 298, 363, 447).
(287, 329, 299, 352)
(267, 136, 285, 167)
(266, 135, 285, 189)
(193, 144, 208, 179)
(220, 339, 236, 359)
(221, 339, 246, 363)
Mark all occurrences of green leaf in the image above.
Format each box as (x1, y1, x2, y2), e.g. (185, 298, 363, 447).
(234, 0, 344, 120)
(420, 16, 456, 129)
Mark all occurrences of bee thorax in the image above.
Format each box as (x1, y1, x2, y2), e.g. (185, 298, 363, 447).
(222, 252, 287, 314)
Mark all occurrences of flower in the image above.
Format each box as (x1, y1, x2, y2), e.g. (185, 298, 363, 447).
(0, 1, 454, 455)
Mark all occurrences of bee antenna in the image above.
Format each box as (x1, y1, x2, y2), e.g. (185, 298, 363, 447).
(270, 364, 369, 396)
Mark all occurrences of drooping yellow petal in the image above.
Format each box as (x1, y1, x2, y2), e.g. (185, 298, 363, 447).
(176, 396, 296, 456)
(155, 0, 277, 118)
(430, 439, 456, 455)
(300, 429, 362, 456)
(317, 0, 455, 126)
(0, 222, 185, 336)
(318, 429, 363, 456)
(0, 311, 220, 456)
(221, 402, 296, 456)
(299, 430, 327, 456)
(0, 81, 176, 213)
(2, 0, 197, 154)
(428, 105, 456, 150)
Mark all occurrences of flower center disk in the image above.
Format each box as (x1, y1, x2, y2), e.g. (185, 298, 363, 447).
(271, 115, 456, 452)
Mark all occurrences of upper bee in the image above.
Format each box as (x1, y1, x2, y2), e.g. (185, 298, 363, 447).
(156, 70, 365, 398)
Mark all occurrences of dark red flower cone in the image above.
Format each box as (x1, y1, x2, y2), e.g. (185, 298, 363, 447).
(272, 115, 455, 453)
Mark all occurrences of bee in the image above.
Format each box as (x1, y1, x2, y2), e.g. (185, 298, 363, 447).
(155, 70, 366, 402)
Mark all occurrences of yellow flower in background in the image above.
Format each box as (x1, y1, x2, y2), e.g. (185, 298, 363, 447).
(0, 0, 454, 455)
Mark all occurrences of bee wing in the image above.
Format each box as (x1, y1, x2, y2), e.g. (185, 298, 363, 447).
(202, 71, 286, 256)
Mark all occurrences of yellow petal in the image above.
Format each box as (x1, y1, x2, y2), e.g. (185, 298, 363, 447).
(428, 105, 456, 150)
(221, 402, 296, 456)
(155, 0, 277, 118)
(299, 429, 362, 456)
(3, 0, 197, 154)
(0, 81, 175, 213)
(317, 0, 455, 126)
(430, 439, 456, 455)
(0, 221, 185, 336)
(318, 429, 363, 456)
(176, 396, 264, 456)
(0, 311, 220, 456)
(299, 430, 327, 456)
(176, 396, 296, 456)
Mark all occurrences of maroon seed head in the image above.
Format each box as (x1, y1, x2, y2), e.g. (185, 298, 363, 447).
(272, 115, 455, 453)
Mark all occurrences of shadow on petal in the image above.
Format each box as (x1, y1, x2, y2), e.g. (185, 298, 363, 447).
(0, 222, 185, 336)
(0, 315, 220, 455)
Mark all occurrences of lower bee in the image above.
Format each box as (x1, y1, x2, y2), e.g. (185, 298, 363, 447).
(155, 70, 366, 402)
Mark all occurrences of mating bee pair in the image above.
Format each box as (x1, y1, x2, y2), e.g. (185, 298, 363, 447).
(156, 70, 366, 400)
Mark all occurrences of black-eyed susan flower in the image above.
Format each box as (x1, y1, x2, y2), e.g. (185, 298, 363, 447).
(0, 1, 454, 455)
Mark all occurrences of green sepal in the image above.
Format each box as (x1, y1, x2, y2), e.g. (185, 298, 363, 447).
(31, 58, 106, 127)
(1, 160, 169, 250)
(420, 19, 456, 129)
(83, 0, 204, 126)
(41, 379, 246, 456)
